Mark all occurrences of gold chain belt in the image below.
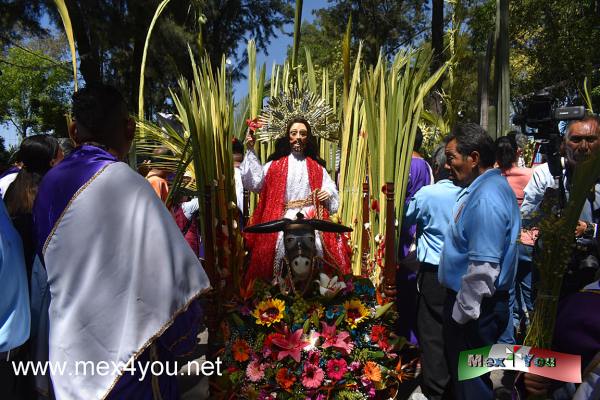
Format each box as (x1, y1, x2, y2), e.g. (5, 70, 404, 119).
(284, 197, 314, 211)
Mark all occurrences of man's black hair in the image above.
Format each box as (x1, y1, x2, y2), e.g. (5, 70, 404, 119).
(495, 136, 518, 171)
(447, 123, 496, 168)
(232, 138, 244, 154)
(414, 127, 424, 153)
(72, 84, 127, 144)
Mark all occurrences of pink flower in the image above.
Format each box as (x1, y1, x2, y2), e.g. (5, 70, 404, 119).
(271, 328, 309, 363)
(320, 321, 337, 343)
(326, 358, 348, 381)
(301, 364, 325, 389)
(307, 350, 320, 365)
(246, 359, 265, 382)
(320, 322, 354, 355)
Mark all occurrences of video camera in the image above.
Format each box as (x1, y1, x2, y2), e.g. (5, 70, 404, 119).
(513, 90, 586, 195)
(512, 90, 586, 138)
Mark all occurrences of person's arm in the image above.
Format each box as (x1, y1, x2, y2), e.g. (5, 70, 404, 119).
(319, 169, 340, 214)
(452, 261, 500, 323)
(453, 198, 509, 324)
(403, 194, 420, 227)
(239, 149, 269, 192)
(521, 164, 552, 225)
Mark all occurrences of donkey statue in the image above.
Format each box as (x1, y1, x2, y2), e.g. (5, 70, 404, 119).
(244, 213, 352, 295)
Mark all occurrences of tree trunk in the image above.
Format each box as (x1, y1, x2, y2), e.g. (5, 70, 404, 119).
(64, 0, 102, 85)
(478, 34, 494, 131)
(19, 124, 27, 141)
(493, 0, 510, 140)
(431, 0, 444, 76)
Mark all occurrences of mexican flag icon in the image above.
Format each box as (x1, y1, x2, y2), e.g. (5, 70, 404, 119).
(459, 344, 581, 382)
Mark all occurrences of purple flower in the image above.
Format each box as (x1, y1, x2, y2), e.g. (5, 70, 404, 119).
(349, 361, 362, 372)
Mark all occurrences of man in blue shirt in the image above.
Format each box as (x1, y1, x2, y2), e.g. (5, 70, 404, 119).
(439, 123, 520, 399)
(0, 200, 30, 399)
(404, 142, 461, 400)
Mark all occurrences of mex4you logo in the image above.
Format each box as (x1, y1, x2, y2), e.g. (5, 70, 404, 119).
(459, 344, 581, 383)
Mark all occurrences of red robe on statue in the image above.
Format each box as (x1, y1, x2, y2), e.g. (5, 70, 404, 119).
(244, 155, 351, 283)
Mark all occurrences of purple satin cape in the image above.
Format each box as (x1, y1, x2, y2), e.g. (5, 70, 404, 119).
(32, 145, 117, 258)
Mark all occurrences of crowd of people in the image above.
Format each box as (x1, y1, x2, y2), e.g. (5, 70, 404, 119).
(0, 82, 599, 400)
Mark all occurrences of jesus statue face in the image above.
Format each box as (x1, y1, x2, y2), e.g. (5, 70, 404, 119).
(288, 122, 309, 153)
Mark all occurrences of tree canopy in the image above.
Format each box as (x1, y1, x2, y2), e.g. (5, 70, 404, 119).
(0, 37, 71, 139)
(470, 0, 600, 104)
(314, 0, 429, 66)
(1, 0, 293, 118)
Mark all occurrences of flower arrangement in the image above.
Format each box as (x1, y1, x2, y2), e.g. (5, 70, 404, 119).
(220, 273, 413, 399)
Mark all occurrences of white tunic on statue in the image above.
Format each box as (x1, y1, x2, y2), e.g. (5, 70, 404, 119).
(240, 149, 339, 268)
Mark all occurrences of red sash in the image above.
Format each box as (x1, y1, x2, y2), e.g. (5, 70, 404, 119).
(244, 156, 350, 282)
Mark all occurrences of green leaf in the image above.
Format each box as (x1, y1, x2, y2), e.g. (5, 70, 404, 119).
(374, 302, 393, 319)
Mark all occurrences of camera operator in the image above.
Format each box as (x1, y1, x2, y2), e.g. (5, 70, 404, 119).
(521, 114, 600, 297)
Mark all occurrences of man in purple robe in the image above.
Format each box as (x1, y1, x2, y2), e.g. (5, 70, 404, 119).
(32, 84, 210, 400)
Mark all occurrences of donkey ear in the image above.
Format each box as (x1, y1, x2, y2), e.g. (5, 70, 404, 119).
(305, 219, 353, 233)
(244, 218, 291, 233)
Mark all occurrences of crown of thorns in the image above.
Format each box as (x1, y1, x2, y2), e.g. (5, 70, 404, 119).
(255, 89, 340, 143)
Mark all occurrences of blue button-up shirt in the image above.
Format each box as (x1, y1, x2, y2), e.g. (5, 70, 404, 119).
(0, 201, 30, 351)
(439, 169, 520, 292)
(404, 179, 462, 266)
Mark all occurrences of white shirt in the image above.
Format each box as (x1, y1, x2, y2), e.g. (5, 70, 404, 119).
(521, 161, 600, 224)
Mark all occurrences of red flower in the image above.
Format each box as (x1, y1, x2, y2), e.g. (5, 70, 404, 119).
(371, 325, 392, 351)
(246, 118, 263, 132)
(263, 332, 284, 359)
(371, 199, 380, 213)
(276, 367, 296, 390)
(371, 325, 385, 341)
(326, 358, 348, 381)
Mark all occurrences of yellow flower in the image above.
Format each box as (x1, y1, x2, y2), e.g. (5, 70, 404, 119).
(307, 303, 324, 319)
(343, 299, 369, 329)
(252, 298, 286, 326)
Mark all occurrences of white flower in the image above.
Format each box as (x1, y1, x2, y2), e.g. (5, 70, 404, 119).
(315, 273, 346, 298)
(364, 222, 371, 230)
(304, 329, 320, 352)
